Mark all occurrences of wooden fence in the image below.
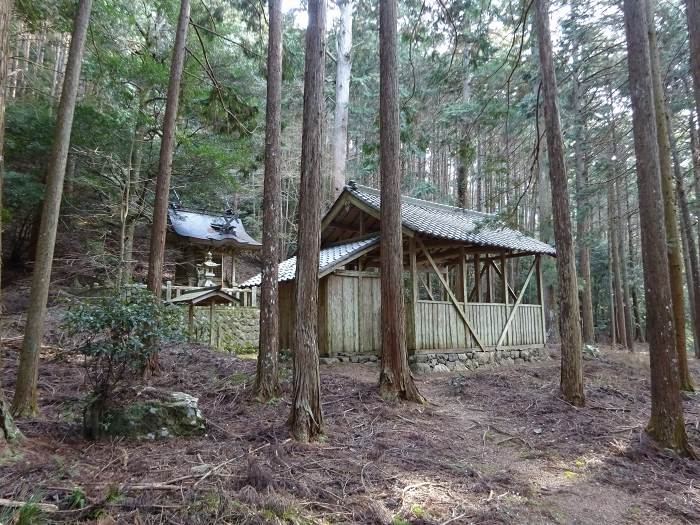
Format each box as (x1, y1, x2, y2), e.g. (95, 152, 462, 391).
(413, 301, 545, 350)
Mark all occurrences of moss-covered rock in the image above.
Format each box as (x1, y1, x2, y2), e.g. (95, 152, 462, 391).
(90, 388, 205, 439)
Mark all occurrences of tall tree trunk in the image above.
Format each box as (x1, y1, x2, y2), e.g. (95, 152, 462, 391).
(647, 0, 694, 389)
(146, 0, 190, 295)
(572, 46, 594, 344)
(255, 0, 283, 402)
(331, 0, 352, 198)
(144, 0, 189, 376)
(608, 181, 628, 348)
(622, 0, 693, 455)
(615, 178, 635, 350)
(377, 0, 423, 402)
(118, 88, 149, 287)
(12, 0, 92, 418)
(670, 122, 700, 360)
(608, 231, 617, 346)
(0, 0, 22, 443)
(289, 0, 326, 442)
(625, 180, 645, 342)
(535, 0, 584, 406)
(533, 19, 557, 343)
(0, 0, 10, 313)
(457, 45, 472, 209)
(608, 96, 632, 350)
(686, 0, 700, 126)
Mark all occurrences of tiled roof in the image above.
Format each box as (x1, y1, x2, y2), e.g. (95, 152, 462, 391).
(168, 207, 261, 248)
(240, 236, 379, 287)
(346, 183, 556, 256)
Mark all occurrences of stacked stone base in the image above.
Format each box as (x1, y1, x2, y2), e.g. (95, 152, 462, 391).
(409, 346, 548, 374)
(319, 353, 379, 365)
(319, 346, 548, 373)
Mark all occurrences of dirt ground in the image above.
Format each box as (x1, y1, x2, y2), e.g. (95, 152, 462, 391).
(1, 333, 699, 524)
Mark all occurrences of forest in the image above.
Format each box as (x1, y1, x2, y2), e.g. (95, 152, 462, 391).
(1, 0, 700, 523)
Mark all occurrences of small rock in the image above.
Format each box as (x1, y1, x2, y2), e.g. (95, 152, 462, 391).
(477, 352, 491, 365)
(434, 364, 450, 373)
(411, 362, 432, 374)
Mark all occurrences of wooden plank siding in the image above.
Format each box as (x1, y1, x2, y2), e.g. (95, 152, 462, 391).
(279, 271, 544, 356)
(413, 301, 543, 351)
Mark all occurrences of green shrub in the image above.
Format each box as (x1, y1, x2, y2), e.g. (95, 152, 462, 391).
(63, 289, 183, 438)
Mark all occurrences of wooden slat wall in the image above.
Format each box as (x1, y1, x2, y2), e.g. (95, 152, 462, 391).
(414, 301, 545, 350)
(325, 272, 381, 355)
(281, 273, 545, 355)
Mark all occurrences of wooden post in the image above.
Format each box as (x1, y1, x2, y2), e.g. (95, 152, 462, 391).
(536, 255, 546, 345)
(501, 254, 508, 306)
(251, 286, 257, 307)
(474, 253, 481, 302)
(209, 303, 214, 347)
(501, 254, 509, 347)
(165, 280, 172, 302)
(407, 237, 418, 350)
(486, 254, 493, 303)
(459, 246, 469, 304)
(188, 303, 194, 342)
(458, 246, 467, 303)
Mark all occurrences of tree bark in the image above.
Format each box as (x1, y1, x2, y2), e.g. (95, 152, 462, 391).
(622, 0, 693, 455)
(625, 180, 645, 342)
(608, 181, 628, 349)
(571, 45, 594, 344)
(686, 0, 700, 127)
(289, 0, 325, 442)
(377, 0, 424, 403)
(457, 44, 472, 209)
(255, 0, 283, 402)
(670, 121, 700, 360)
(0, 0, 22, 443)
(118, 88, 149, 287)
(647, 0, 694, 389)
(0, 0, 10, 313)
(331, 0, 352, 198)
(146, 0, 190, 294)
(535, 0, 584, 406)
(12, 0, 93, 418)
(615, 178, 635, 350)
(532, 20, 557, 343)
(608, 88, 633, 351)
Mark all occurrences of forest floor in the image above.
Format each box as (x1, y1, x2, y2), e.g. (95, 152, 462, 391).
(1, 316, 700, 524)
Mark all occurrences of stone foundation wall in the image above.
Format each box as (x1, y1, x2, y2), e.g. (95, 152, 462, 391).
(319, 346, 548, 373)
(319, 353, 379, 365)
(192, 306, 260, 351)
(409, 346, 548, 374)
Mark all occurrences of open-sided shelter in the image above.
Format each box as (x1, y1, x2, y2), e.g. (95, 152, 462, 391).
(242, 182, 555, 372)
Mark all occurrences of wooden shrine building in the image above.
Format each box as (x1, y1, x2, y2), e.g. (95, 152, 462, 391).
(168, 205, 261, 287)
(242, 182, 555, 371)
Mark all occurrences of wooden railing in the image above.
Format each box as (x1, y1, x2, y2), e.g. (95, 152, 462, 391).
(129, 282, 259, 307)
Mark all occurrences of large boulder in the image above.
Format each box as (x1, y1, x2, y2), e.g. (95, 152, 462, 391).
(88, 388, 205, 440)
